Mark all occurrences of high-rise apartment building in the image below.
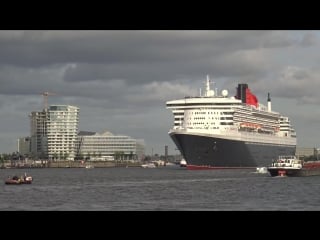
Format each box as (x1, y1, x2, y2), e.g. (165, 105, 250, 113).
(30, 105, 79, 160)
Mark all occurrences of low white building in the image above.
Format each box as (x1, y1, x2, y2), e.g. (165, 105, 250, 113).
(76, 131, 145, 161)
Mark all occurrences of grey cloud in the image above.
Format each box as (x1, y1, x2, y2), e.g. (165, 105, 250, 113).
(259, 31, 298, 48)
(0, 30, 275, 68)
(269, 66, 320, 104)
(1, 30, 320, 153)
(0, 65, 68, 95)
(300, 32, 318, 47)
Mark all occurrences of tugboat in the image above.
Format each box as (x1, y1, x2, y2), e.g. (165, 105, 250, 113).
(5, 173, 33, 184)
(267, 155, 320, 177)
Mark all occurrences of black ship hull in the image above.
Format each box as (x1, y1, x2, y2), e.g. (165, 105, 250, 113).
(170, 132, 296, 169)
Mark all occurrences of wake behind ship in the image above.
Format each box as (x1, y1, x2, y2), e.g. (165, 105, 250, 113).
(166, 75, 297, 170)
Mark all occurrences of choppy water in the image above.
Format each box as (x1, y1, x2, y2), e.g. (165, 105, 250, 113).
(1, 167, 320, 210)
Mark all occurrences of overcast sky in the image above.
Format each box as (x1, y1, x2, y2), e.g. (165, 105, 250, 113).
(0, 30, 320, 155)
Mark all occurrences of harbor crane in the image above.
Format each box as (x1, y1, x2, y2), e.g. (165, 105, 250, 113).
(41, 91, 56, 110)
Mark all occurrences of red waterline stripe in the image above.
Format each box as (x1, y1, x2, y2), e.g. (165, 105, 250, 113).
(186, 165, 256, 170)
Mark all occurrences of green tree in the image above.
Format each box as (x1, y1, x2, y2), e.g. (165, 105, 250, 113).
(64, 153, 69, 161)
(114, 151, 124, 161)
(114, 151, 120, 161)
(0, 155, 4, 167)
(78, 153, 84, 160)
(53, 153, 58, 161)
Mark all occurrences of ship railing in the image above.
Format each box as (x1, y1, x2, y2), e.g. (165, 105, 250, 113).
(232, 129, 294, 145)
(271, 162, 302, 168)
(240, 102, 280, 115)
(172, 126, 296, 145)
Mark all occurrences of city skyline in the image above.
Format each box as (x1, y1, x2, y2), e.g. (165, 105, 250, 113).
(1, 31, 320, 155)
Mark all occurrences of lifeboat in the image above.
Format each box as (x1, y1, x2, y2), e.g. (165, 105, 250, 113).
(240, 122, 261, 129)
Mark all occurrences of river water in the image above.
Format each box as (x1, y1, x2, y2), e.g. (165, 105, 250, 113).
(1, 167, 319, 211)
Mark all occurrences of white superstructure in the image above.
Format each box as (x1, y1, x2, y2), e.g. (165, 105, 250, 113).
(166, 75, 296, 146)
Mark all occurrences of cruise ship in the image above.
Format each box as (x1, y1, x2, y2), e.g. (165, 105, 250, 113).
(166, 75, 297, 169)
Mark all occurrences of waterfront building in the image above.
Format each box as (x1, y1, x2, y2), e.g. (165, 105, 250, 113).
(76, 131, 145, 161)
(17, 137, 31, 157)
(29, 105, 79, 160)
(296, 147, 318, 159)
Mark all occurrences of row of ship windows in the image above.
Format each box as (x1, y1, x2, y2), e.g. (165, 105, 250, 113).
(47, 123, 78, 126)
(234, 113, 278, 122)
(187, 122, 233, 125)
(190, 112, 232, 115)
(172, 110, 228, 116)
(235, 112, 279, 122)
(191, 127, 221, 129)
(167, 103, 241, 107)
(234, 116, 277, 122)
(48, 120, 78, 122)
(80, 138, 134, 140)
(190, 117, 229, 120)
(47, 144, 76, 146)
(80, 141, 135, 143)
(252, 112, 279, 120)
(234, 117, 278, 125)
(47, 134, 78, 137)
(46, 144, 74, 146)
(47, 139, 77, 141)
(79, 144, 136, 147)
(47, 150, 74, 153)
(81, 147, 135, 150)
(47, 131, 77, 133)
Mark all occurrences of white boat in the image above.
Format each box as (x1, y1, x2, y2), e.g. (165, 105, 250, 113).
(164, 162, 177, 167)
(266, 155, 320, 177)
(141, 163, 156, 168)
(180, 159, 187, 167)
(85, 164, 94, 169)
(255, 167, 268, 174)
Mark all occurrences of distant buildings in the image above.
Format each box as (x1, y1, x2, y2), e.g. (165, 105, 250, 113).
(76, 131, 145, 161)
(18, 104, 145, 161)
(296, 147, 318, 159)
(17, 137, 31, 157)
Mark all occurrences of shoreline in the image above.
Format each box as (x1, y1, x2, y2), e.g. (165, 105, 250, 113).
(0, 161, 143, 169)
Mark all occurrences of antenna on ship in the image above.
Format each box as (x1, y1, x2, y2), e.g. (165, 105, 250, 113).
(206, 75, 210, 93)
(267, 92, 271, 112)
(205, 75, 215, 97)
